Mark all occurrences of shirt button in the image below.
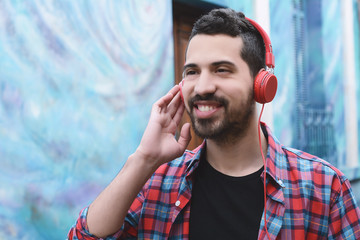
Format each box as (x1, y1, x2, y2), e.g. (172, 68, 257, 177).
(175, 200, 181, 207)
(278, 179, 285, 187)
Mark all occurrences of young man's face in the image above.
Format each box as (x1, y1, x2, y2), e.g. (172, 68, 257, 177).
(182, 34, 256, 142)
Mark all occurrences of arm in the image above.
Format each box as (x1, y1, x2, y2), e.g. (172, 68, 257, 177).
(68, 85, 191, 239)
(328, 177, 360, 239)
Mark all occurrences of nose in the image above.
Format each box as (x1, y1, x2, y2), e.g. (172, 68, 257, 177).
(193, 71, 216, 96)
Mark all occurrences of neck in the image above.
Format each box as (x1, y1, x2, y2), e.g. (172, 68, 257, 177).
(205, 120, 267, 177)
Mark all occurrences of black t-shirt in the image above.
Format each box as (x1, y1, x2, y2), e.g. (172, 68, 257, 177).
(189, 157, 264, 240)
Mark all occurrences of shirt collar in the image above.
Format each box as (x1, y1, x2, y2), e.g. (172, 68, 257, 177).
(183, 141, 205, 176)
(261, 122, 287, 189)
(182, 123, 286, 189)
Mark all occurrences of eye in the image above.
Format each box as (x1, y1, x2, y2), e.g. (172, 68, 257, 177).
(216, 68, 231, 74)
(183, 69, 198, 77)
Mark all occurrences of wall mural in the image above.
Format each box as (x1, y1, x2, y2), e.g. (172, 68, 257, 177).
(0, 0, 174, 238)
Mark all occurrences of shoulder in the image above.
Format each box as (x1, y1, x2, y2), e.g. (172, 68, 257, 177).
(282, 146, 346, 181)
(279, 146, 347, 203)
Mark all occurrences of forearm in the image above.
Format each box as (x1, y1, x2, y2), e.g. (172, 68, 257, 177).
(86, 152, 158, 238)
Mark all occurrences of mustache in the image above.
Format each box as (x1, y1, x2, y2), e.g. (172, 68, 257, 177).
(188, 94, 228, 108)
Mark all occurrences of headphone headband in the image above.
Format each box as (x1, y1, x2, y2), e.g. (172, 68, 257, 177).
(245, 17, 275, 69)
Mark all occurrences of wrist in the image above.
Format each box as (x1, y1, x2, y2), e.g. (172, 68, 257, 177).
(127, 150, 160, 174)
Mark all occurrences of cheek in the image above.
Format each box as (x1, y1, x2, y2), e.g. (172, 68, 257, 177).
(225, 85, 254, 107)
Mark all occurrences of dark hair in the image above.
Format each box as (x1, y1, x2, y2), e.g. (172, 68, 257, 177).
(189, 8, 265, 78)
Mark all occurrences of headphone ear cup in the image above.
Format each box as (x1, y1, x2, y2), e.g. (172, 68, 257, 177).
(254, 70, 278, 104)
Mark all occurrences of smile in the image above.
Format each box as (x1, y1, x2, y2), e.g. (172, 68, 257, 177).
(193, 102, 223, 119)
(197, 105, 216, 112)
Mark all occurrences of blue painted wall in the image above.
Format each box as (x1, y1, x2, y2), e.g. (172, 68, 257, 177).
(0, 1, 174, 238)
(270, 0, 360, 173)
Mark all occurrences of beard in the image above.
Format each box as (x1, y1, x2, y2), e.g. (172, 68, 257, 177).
(187, 89, 255, 146)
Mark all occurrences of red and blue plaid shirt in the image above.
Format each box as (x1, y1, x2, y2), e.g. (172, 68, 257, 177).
(68, 124, 360, 239)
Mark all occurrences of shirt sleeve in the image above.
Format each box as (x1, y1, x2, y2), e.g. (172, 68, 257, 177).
(67, 190, 145, 240)
(328, 176, 360, 239)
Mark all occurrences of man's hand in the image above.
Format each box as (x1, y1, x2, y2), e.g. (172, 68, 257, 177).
(135, 85, 191, 167)
(85, 85, 191, 238)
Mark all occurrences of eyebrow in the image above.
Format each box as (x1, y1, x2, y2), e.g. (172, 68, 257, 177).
(183, 63, 198, 73)
(211, 61, 236, 68)
(183, 61, 236, 72)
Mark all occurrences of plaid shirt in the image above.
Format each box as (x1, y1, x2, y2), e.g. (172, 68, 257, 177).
(68, 124, 360, 239)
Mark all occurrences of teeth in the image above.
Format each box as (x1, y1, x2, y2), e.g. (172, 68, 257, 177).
(198, 105, 215, 112)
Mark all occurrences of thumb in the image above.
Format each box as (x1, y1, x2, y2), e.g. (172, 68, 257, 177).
(177, 123, 192, 151)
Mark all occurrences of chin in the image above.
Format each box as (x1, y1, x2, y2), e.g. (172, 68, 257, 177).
(192, 119, 224, 139)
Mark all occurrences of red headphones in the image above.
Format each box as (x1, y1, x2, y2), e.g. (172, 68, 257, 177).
(246, 17, 277, 104)
(179, 17, 277, 104)
(245, 17, 277, 239)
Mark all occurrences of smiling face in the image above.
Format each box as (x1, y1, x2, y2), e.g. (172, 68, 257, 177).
(182, 34, 256, 144)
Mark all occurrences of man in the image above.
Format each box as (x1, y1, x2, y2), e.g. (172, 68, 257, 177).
(68, 8, 360, 239)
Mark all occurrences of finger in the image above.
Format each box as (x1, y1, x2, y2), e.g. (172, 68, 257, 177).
(168, 84, 180, 96)
(173, 100, 185, 126)
(166, 91, 182, 118)
(177, 123, 192, 151)
(153, 85, 180, 112)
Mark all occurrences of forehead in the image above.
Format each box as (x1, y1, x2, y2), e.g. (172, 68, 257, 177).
(185, 34, 243, 64)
